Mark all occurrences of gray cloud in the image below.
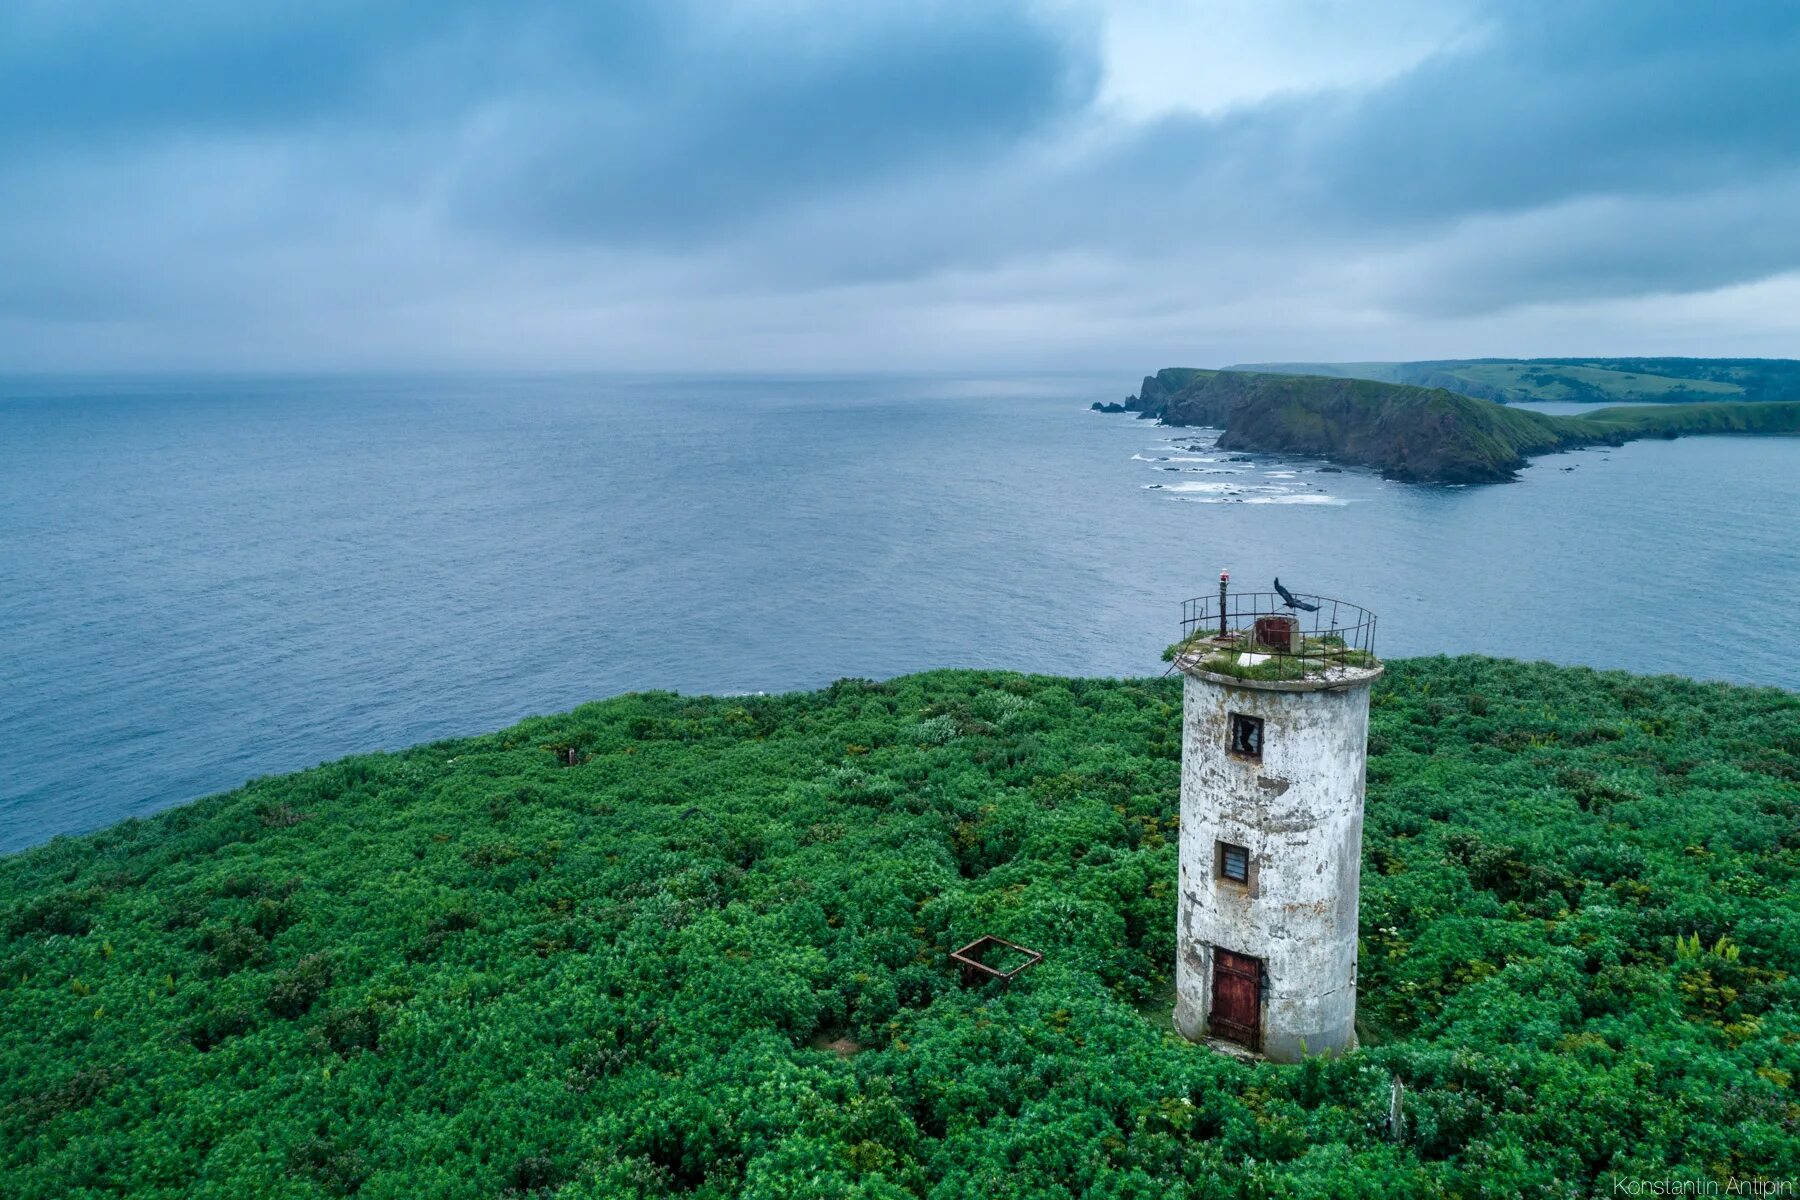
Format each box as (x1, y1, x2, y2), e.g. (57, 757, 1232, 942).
(2, 0, 1799, 370)
(449, 3, 1095, 244)
(1295, 0, 1800, 222)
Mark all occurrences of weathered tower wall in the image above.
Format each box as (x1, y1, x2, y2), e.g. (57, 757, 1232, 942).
(1173, 668, 1378, 1061)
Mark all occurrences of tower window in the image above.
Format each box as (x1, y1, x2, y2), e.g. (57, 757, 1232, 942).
(1227, 712, 1264, 759)
(1218, 841, 1250, 884)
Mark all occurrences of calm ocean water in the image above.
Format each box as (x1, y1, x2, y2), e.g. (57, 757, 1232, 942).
(3, 374, 1797, 852)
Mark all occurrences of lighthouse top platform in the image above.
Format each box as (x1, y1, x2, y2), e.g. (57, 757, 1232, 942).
(1167, 590, 1382, 691)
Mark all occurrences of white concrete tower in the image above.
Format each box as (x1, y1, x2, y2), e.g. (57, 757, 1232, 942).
(1170, 573, 1381, 1062)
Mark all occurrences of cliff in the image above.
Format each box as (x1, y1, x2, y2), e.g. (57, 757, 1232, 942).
(1111, 368, 1800, 483)
(1228, 357, 1800, 405)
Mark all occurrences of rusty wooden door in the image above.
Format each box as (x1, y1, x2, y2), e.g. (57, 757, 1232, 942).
(1211, 948, 1262, 1049)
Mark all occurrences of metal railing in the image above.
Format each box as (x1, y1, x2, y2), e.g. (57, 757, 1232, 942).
(1173, 589, 1378, 681)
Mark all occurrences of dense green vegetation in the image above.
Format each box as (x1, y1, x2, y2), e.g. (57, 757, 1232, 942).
(3, 660, 1798, 1197)
(1575, 401, 1800, 438)
(1228, 358, 1800, 405)
(1109, 368, 1800, 482)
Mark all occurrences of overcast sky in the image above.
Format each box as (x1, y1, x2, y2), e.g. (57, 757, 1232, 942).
(5, 0, 1799, 372)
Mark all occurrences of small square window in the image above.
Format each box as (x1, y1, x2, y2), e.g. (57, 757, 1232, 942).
(1219, 841, 1250, 884)
(1228, 712, 1264, 759)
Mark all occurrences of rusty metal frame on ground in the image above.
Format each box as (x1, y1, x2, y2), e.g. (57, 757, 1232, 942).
(950, 935, 1043, 987)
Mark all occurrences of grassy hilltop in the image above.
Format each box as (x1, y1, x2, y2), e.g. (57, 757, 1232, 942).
(1108, 369, 1800, 482)
(3, 660, 1798, 1197)
(1228, 358, 1800, 406)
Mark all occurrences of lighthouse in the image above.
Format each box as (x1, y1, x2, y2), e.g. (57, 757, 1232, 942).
(1169, 572, 1381, 1062)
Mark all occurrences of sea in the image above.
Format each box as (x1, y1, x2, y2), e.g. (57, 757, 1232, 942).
(3, 373, 1796, 852)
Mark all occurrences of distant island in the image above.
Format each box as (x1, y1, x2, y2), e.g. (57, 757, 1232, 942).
(1225, 356, 1800, 405)
(1097, 368, 1800, 483)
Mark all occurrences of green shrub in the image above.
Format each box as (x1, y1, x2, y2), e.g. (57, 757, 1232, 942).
(0, 660, 1794, 1197)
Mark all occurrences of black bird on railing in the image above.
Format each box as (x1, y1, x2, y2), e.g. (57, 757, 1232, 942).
(1274, 578, 1320, 612)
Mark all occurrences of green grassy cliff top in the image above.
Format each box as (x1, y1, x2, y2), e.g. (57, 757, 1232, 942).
(3, 660, 1797, 1195)
(1116, 369, 1800, 482)
(1229, 357, 1800, 405)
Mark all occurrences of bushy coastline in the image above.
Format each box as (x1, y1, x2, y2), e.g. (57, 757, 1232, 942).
(1107, 368, 1800, 482)
(3, 659, 1797, 1197)
(1228, 358, 1800, 406)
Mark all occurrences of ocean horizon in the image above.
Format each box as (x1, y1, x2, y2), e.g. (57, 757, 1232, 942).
(4, 371, 1796, 852)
